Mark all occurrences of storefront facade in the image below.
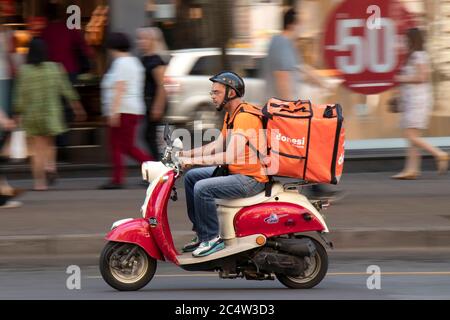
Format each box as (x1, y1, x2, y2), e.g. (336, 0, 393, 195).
(229, 0, 450, 145)
(2, 0, 450, 164)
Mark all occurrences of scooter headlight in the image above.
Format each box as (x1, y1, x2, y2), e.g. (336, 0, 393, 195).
(141, 161, 170, 182)
(141, 161, 155, 182)
(142, 162, 149, 181)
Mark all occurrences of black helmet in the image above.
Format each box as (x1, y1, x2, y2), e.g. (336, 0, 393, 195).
(209, 71, 245, 97)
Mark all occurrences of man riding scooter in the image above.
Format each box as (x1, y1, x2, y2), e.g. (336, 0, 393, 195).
(100, 71, 339, 291)
(178, 71, 268, 258)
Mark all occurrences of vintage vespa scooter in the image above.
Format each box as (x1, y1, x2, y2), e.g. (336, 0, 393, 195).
(99, 126, 333, 291)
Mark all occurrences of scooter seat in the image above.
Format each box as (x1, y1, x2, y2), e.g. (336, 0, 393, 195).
(215, 182, 284, 208)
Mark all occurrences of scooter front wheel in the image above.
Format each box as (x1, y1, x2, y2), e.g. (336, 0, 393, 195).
(100, 241, 157, 291)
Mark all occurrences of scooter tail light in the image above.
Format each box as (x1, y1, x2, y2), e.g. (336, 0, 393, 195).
(312, 200, 331, 211)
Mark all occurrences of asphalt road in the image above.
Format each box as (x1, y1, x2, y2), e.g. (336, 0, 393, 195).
(1, 172, 450, 303)
(1, 250, 449, 300)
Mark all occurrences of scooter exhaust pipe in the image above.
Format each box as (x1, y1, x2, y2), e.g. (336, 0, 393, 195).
(266, 238, 316, 257)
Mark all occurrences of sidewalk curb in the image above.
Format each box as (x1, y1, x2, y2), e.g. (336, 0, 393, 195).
(1, 228, 449, 259)
(4, 145, 450, 177)
(327, 228, 450, 249)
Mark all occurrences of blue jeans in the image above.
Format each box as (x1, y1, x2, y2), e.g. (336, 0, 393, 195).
(184, 166, 266, 242)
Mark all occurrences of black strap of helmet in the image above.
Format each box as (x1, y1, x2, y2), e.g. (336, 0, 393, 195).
(218, 86, 239, 111)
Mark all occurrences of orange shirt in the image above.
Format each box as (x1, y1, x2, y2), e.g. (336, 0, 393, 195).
(221, 105, 268, 183)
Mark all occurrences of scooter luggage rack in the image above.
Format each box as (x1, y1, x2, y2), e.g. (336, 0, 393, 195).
(282, 181, 330, 210)
(282, 180, 316, 191)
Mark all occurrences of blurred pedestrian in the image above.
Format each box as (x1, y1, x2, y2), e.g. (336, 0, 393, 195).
(99, 32, 153, 189)
(392, 28, 449, 179)
(0, 25, 9, 114)
(13, 38, 86, 191)
(0, 20, 14, 118)
(263, 8, 340, 201)
(137, 27, 168, 161)
(264, 8, 327, 101)
(41, 2, 92, 82)
(41, 2, 93, 161)
(0, 17, 24, 207)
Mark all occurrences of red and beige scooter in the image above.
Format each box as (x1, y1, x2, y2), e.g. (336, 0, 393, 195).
(99, 126, 333, 291)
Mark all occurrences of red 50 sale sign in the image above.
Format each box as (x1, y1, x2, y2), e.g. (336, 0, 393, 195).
(323, 0, 416, 95)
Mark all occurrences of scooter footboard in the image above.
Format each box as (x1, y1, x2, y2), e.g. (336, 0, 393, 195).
(105, 218, 164, 261)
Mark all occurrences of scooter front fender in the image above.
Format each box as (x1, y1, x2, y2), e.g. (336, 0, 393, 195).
(105, 218, 164, 261)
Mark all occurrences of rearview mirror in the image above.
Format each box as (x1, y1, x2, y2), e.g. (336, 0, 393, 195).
(172, 138, 183, 150)
(163, 123, 171, 144)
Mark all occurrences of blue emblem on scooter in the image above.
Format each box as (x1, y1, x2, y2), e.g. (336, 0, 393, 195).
(264, 213, 279, 224)
(149, 217, 158, 227)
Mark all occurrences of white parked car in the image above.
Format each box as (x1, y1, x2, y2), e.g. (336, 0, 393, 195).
(163, 48, 266, 132)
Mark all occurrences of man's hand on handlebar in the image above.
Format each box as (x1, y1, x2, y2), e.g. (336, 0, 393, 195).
(178, 156, 194, 170)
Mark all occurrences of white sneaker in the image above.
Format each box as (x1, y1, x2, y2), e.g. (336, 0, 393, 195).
(0, 201, 22, 209)
(192, 236, 225, 257)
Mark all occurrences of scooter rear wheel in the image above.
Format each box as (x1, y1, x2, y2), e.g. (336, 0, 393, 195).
(276, 238, 328, 289)
(100, 241, 157, 291)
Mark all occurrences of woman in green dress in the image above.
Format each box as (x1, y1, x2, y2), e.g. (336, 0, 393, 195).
(13, 38, 86, 190)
